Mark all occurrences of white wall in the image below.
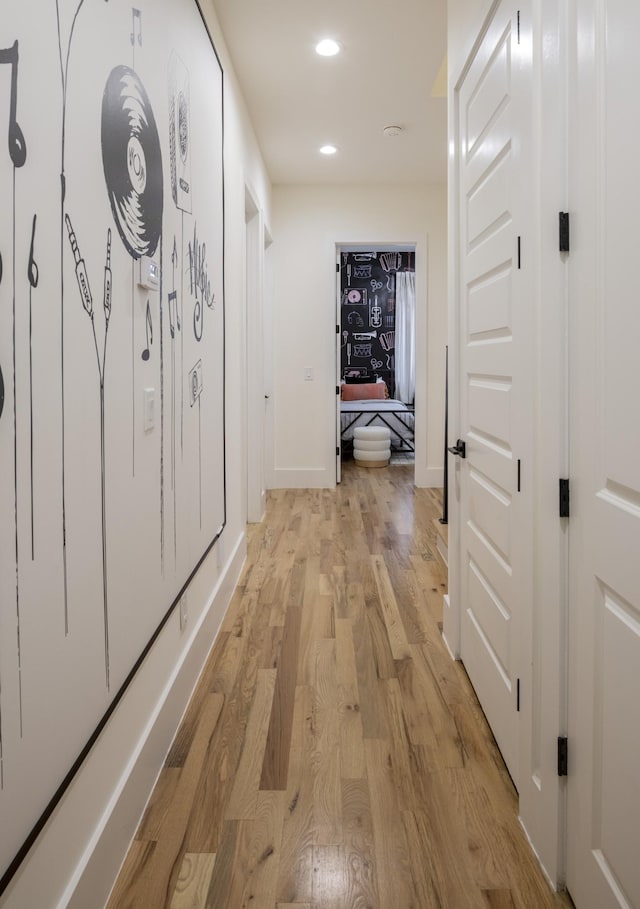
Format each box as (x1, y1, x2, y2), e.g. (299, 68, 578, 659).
(0, 2, 272, 906)
(269, 183, 447, 489)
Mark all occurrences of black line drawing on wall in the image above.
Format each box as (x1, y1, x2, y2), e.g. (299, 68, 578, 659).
(168, 289, 180, 562)
(141, 299, 153, 361)
(370, 279, 383, 291)
(130, 7, 142, 57)
(0, 41, 27, 168)
(65, 215, 113, 688)
(101, 61, 164, 560)
(352, 330, 377, 341)
(371, 358, 383, 370)
(189, 224, 214, 342)
(347, 311, 364, 327)
(386, 274, 395, 292)
(101, 66, 163, 259)
(55, 0, 95, 634)
(2, 0, 227, 888)
(169, 51, 192, 456)
(1, 38, 28, 747)
(28, 214, 39, 560)
(169, 52, 192, 214)
(189, 359, 203, 528)
(353, 343, 372, 358)
(352, 263, 371, 279)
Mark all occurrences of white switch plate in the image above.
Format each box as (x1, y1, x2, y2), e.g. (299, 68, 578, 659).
(179, 594, 188, 631)
(143, 388, 155, 432)
(304, 367, 313, 381)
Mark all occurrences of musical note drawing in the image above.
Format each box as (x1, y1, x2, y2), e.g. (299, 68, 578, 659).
(370, 279, 383, 291)
(28, 215, 39, 561)
(130, 8, 142, 47)
(2, 38, 29, 744)
(65, 215, 113, 689)
(141, 300, 153, 360)
(371, 359, 384, 370)
(0, 41, 27, 168)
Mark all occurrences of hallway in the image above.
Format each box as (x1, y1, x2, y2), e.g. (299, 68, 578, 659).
(107, 464, 572, 909)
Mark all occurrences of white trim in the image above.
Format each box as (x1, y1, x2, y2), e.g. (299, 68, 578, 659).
(414, 467, 444, 489)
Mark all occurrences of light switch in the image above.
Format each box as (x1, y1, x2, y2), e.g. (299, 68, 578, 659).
(143, 388, 155, 431)
(304, 367, 313, 381)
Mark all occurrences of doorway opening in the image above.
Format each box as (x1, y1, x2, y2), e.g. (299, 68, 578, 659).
(336, 244, 416, 483)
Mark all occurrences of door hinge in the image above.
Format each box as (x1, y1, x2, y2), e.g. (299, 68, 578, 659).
(517, 10, 521, 43)
(336, 262, 340, 273)
(559, 212, 570, 252)
(558, 736, 568, 776)
(336, 324, 340, 334)
(517, 235, 521, 269)
(336, 385, 340, 395)
(516, 678, 520, 712)
(517, 459, 521, 492)
(559, 478, 570, 518)
(336, 446, 340, 456)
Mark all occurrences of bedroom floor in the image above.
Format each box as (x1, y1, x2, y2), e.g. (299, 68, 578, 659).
(106, 463, 572, 909)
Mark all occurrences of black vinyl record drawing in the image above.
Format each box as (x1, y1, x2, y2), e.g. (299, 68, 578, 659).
(101, 65, 163, 259)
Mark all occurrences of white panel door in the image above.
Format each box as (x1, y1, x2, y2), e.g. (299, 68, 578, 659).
(566, 0, 640, 906)
(456, 0, 532, 787)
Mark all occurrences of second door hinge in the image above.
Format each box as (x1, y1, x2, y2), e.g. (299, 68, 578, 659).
(558, 736, 568, 776)
(559, 478, 570, 518)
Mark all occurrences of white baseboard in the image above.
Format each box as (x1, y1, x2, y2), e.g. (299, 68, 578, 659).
(0, 533, 246, 909)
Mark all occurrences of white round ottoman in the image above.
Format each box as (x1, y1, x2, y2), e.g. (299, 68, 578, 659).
(353, 425, 391, 468)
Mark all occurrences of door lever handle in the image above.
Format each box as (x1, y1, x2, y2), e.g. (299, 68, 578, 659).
(447, 439, 466, 459)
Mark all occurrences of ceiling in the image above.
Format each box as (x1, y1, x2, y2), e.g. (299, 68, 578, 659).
(211, 0, 448, 186)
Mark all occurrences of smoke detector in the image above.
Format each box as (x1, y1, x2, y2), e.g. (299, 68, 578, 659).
(383, 125, 402, 137)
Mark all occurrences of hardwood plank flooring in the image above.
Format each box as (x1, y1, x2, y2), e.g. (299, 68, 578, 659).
(107, 463, 573, 909)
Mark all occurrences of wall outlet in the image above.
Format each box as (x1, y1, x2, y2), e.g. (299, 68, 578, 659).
(179, 594, 188, 631)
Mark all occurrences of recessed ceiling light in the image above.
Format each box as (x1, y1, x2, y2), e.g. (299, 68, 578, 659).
(320, 144, 338, 155)
(316, 38, 341, 57)
(383, 125, 403, 137)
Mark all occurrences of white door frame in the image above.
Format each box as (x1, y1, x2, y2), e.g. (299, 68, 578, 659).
(335, 241, 418, 486)
(244, 183, 265, 523)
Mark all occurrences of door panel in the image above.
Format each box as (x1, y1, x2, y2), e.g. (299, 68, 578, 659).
(567, 0, 640, 905)
(457, 0, 531, 787)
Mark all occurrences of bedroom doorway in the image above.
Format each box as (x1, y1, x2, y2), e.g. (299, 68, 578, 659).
(336, 244, 416, 483)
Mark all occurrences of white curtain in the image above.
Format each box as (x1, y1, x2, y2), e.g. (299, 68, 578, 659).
(395, 270, 415, 403)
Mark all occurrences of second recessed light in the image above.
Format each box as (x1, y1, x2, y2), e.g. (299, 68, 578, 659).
(320, 145, 338, 155)
(316, 38, 341, 56)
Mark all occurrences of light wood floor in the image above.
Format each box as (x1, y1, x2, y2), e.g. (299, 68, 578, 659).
(107, 463, 573, 909)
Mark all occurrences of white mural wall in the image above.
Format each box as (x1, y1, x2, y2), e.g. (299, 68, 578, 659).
(0, 0, 225, 887)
